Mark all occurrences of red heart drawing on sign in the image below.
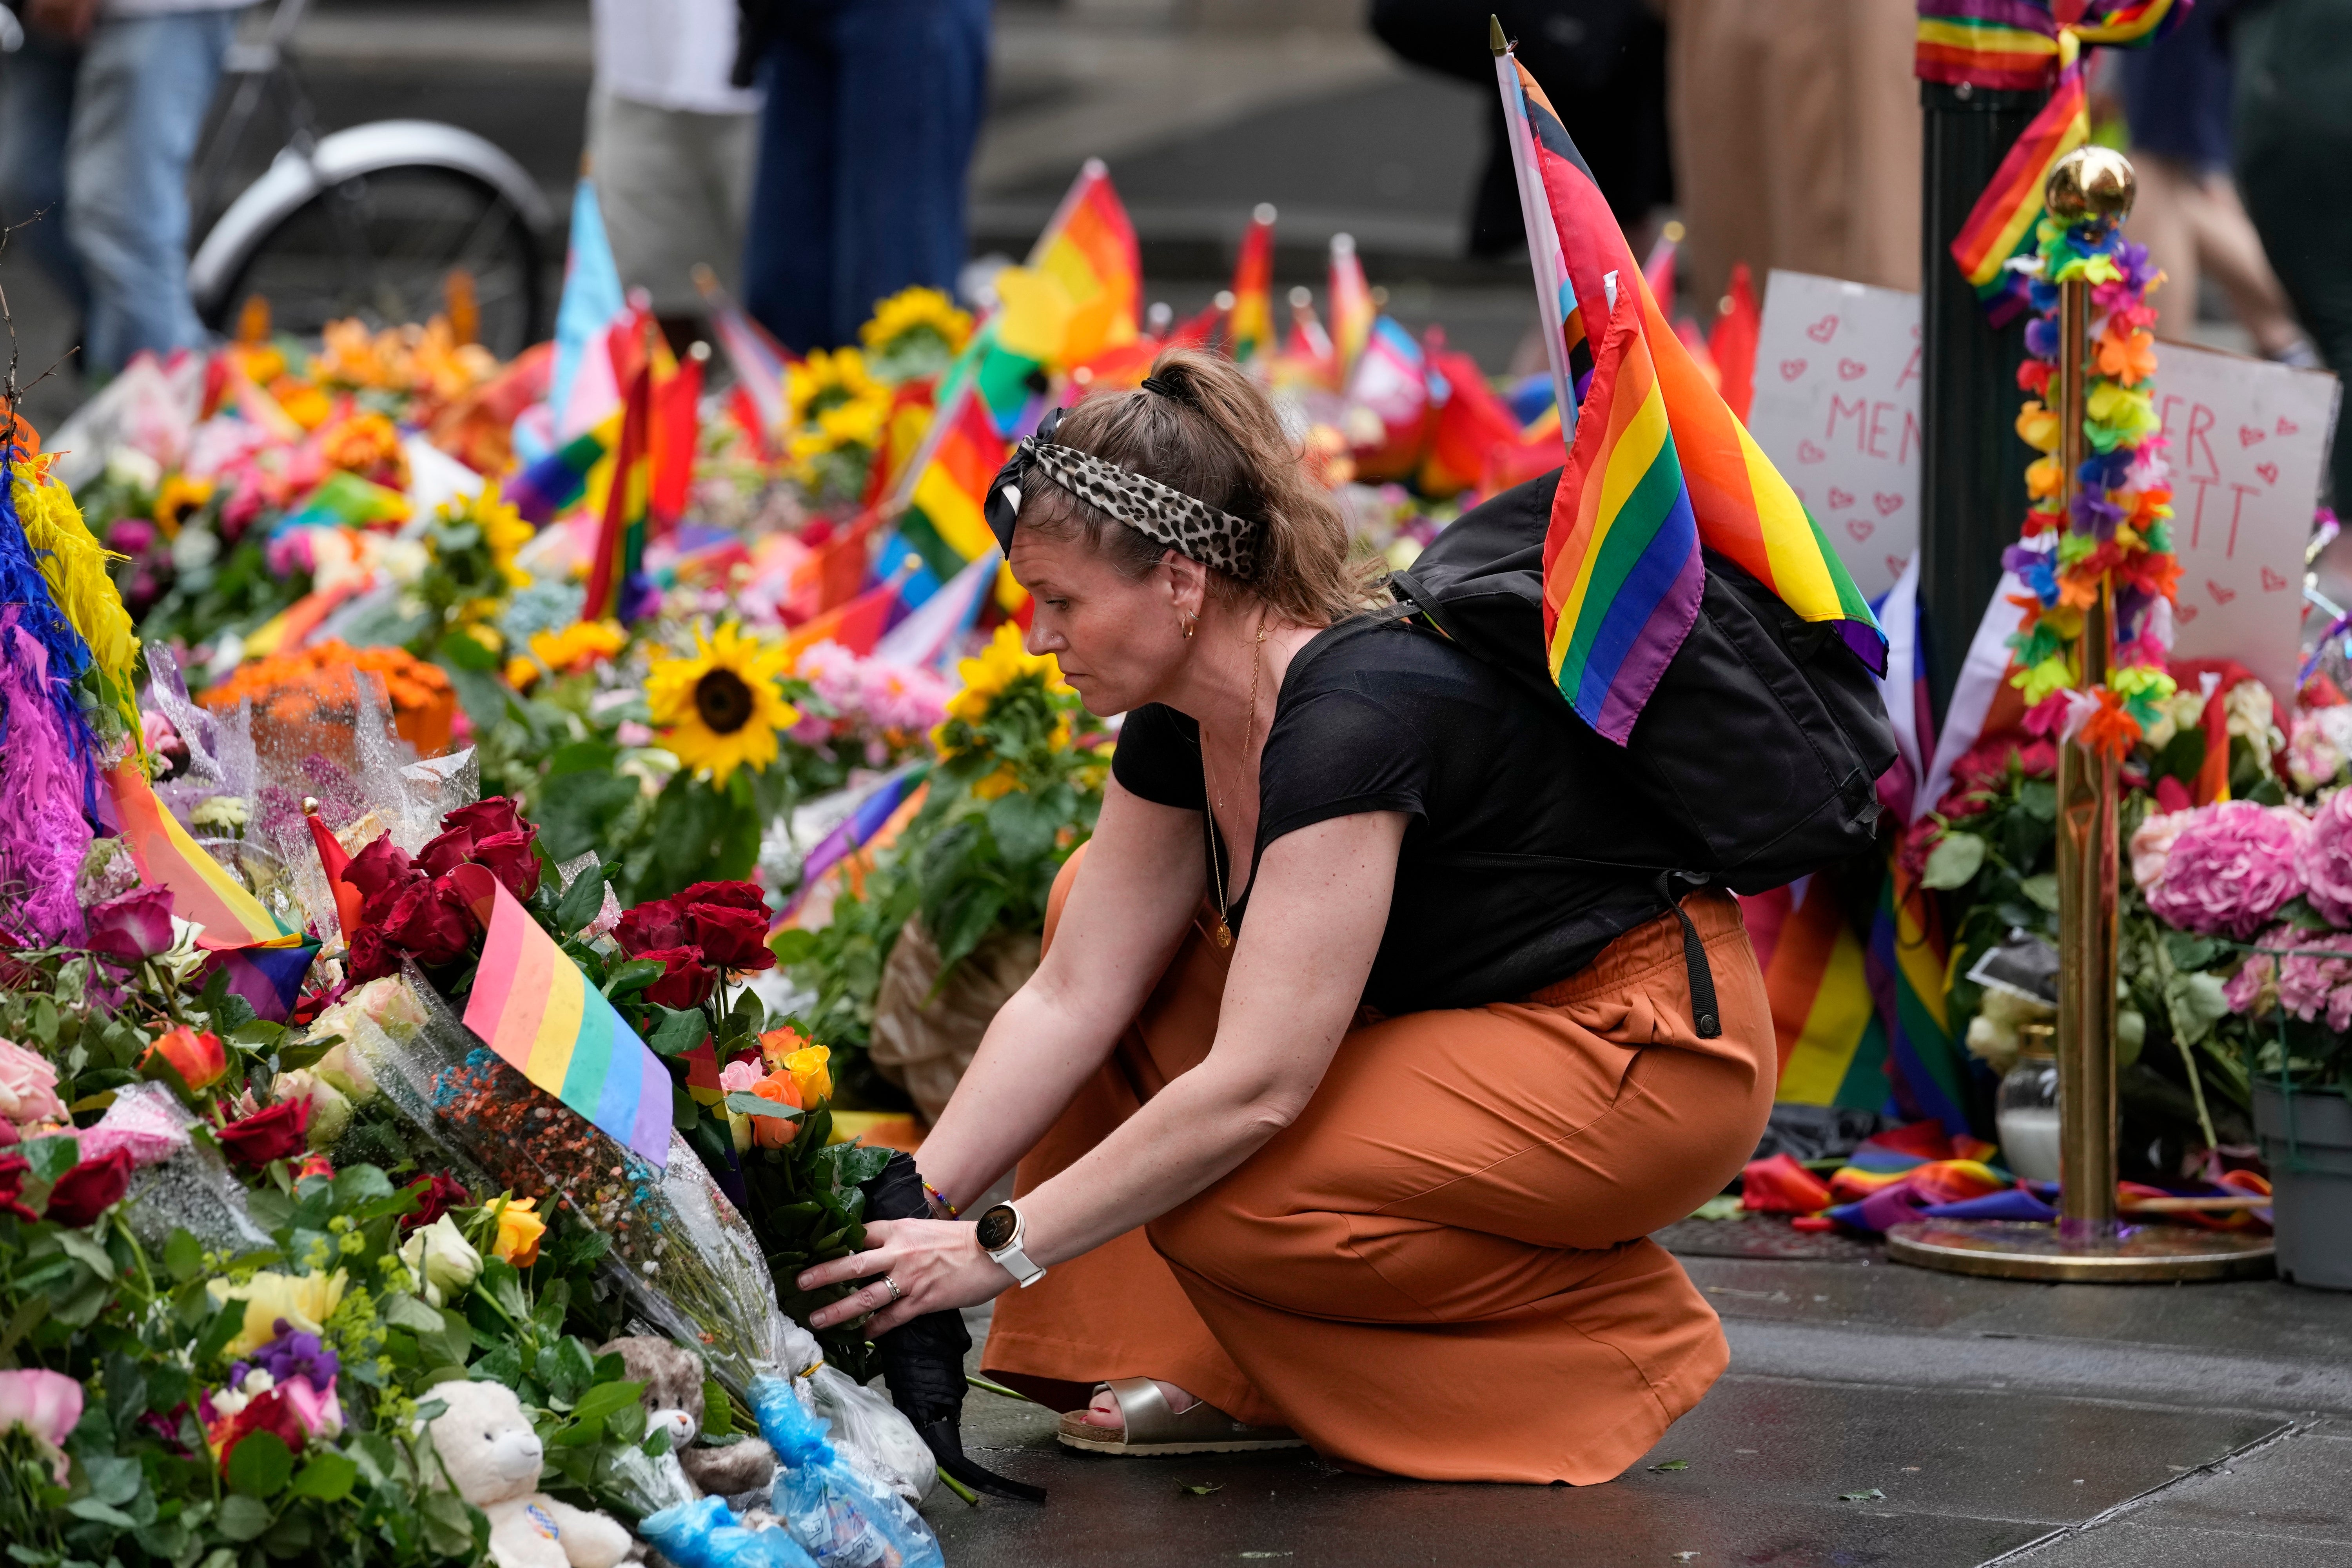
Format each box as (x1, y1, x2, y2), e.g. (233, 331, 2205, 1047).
(1837, 359, 1867, 380)
(2177, 603, 2199, 624)
(2262, 567, 2290, 592)
(2239, 426, 2267, 448)
(1779, 358, 1808, 382)
(2208, 579, 2237, 605)
(1874, 492, 1903, 516)
(1828, 486, 1855, 510)
(1887, 554, 1906, 579)
(2278, 416, 2299, 436)
(1806, 315, 1838, 343)
(1797, 440, 1826, 463)
(2257, 461, 2280, 485)
(1846, 518, 1874, 542)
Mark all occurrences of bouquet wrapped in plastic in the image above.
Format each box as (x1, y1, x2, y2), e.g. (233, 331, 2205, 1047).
(753, 1376, 943, 1568)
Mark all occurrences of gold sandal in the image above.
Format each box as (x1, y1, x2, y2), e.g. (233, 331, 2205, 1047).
(1056, 1377, 1306, 1457)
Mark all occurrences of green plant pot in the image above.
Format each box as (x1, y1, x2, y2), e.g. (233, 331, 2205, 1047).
(2252, 1082, 2352, 1291)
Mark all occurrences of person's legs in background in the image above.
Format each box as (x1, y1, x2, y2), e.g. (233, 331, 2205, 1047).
(829, 0, 989, 348)
(0, 28, 89, 323)
(63, 10, 234, 375)
(591, 88, 759, 350)
(2234, 0, 2352, 505)
(744, 5, 839, 354)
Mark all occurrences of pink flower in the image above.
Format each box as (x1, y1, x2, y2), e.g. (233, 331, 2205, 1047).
(2144, 801, 2309, 938)
(2278, 937, 2352, 1033)
(280, 1374, 344, 1442)
(0, 1369, 82, 1482)
(84, 886, 178, 969)
(2129, 809, 2194, 894)
(0, 1039, 64, 1130)
(717, 1058, 763, 1093)
(2298, 788, 2352, 927)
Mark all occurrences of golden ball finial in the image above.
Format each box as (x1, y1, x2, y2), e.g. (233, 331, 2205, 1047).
(2045, 146, 2136, 223)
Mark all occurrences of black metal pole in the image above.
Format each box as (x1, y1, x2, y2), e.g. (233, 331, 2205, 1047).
(1919, 81, 2046, 722)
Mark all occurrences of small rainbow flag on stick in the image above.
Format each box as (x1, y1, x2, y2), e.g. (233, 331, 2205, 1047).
(462, 876, 672, 1167)
(1228, 204, 1276, 364)
(106, 762, 291, 949)
(1494, 24, 1882, 743)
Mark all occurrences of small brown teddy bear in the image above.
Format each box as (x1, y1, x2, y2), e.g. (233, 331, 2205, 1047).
(596, 1336, 777, 1499)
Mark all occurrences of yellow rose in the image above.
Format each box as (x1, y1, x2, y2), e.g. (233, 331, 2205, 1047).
(783, 1045, 833, 1107)
(973, 764, 1019, 801)
(491, 1197, 545, 1267)
(209, 1270, 349, 1357)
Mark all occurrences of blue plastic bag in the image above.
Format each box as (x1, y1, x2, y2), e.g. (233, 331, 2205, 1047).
(637, 1495, 820, 1568)
(752, 1377, 945, 1568)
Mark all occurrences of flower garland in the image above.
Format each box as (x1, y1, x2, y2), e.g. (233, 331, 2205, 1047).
(2002, 199, 2182, 759)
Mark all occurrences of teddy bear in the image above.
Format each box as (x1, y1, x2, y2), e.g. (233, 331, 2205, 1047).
(596, 1335, 778, 1501)
(419, 1379, 635, 1568)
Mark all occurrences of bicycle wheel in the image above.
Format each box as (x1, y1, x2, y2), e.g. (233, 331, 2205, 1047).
(211, 164, 543, 358)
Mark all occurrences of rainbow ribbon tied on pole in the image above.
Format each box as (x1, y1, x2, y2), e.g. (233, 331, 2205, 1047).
(1920, 0, 2190, 325)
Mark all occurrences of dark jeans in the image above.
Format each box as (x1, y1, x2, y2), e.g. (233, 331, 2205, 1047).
(741, 0, 991, 354)
(2234, 0, 2352, 505)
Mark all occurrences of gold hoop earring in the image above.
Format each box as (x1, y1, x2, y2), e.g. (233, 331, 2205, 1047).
(1181, 616, 1196, 639)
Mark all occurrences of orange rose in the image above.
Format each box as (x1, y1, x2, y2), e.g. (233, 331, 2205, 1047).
(145, 1027, 227, 1091)
(750, 1070, 802, 1148)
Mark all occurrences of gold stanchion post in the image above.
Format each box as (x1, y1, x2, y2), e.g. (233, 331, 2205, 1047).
(1886, 148, 2272, 1283)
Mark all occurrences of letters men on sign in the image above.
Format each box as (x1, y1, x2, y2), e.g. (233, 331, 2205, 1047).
(1744, 271, 1924, 602)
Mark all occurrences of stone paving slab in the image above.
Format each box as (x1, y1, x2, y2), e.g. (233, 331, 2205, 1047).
(919, 1369, 2290, 1568)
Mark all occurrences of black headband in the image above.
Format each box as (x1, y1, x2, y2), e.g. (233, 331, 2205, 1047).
(983, 405, 1261, 579)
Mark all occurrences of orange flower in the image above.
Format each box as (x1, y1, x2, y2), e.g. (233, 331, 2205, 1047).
(750, 1070, 802, 1147)
(2081, 690, 2140, 761)
(200, 641, 457, 757)
(145, 1027, 227, 1091)
(758, 1025, 809, 1070)
(2095, 326, 2157, 387)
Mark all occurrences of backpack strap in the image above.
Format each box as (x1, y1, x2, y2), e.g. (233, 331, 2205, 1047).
(1654, 871, 1723, 1040)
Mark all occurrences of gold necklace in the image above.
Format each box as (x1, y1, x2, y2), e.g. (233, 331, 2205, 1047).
(1199, 618, 1269, 948)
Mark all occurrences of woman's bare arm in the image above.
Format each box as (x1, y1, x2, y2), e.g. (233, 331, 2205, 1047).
(804, 808, 1406, 1332)
(909, 775, 1207, 1211)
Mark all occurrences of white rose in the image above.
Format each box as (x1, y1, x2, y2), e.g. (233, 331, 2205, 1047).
(398, 1214, 482, 1308)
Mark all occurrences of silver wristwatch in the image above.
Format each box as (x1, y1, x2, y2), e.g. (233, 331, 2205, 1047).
(974, 1201, 1048, 1288)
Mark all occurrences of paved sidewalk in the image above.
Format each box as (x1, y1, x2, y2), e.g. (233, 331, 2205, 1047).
(920, 1226, 2352, 1568)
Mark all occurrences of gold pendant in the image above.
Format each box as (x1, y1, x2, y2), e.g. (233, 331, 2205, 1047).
(1212, 918, 1233, 949)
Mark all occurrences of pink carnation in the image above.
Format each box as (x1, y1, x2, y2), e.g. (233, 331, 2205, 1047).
(2297, 787, 2352, 926)
(2276, 933, 2352, 1033)
(2143, 801, 2308, 938)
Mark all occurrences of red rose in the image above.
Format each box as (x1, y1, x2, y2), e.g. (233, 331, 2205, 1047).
(342, 836, 419, 924)
(45, 1146, 135, 1225)
(343, 926, 399, 984)
(415, 825, 477, 878)
(216, 1100, 311, 1168)
(0, 1154, 35, 1222)
(471, 826, 542, 902)
(401, 1172, 472, 1235)
(678, 880, 766, 914)
(686, 903, 773, 972)
(380, 879, 474, 967)
(615, 898, 688, 957)
(439, 797, 523, 842)
(637, 946, 717, 1009)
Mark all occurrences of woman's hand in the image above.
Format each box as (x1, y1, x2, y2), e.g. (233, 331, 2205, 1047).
(798, 1219, 1010, 1336)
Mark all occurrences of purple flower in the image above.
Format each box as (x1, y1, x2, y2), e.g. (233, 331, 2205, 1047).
(2144, 801, 2310, 938)
(84, 886, 176, 969)
(250, 1320, 339, 1394)
(2298, 788, 2352, 926)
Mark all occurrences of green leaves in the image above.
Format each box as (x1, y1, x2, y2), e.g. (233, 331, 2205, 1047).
(557, 859, 618, 935)
(1920, 831, 1986, 891)
(23, 1132, 79, 1185)
(644, 1005, 708, 1058)
(289, 1452, 359, 1503)
(215, 1493, 275, 1541)
(537, 770, 642, 864)
(227, 1432, 294, 1498)
(725, 1090, 803, 1123)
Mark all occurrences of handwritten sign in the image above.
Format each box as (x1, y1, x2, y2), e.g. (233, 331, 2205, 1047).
(2152, 341, 2340, 710)
(1745, 270, 1924, 601)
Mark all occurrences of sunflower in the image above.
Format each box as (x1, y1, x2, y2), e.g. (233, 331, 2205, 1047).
(949, 622, 1066, 719)
(646, 622, 800, 785)
(785, 347, 882, 430)
(151, 474, 214, 538)
(860, 287, 973, 382)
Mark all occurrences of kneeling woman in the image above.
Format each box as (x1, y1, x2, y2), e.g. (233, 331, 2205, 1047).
(797, 349, 1775, 1484)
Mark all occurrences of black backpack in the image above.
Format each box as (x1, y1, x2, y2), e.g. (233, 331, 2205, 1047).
(1386, 469, 1896, 1025)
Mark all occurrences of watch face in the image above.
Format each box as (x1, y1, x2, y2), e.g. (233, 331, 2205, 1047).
(975, 1204, 1018, 1252)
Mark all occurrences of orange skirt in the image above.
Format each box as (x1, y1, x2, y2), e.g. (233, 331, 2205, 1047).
(982, 850, 1776, 1484)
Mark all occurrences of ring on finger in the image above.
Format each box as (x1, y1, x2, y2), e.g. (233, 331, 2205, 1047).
(880, 1275, 904, 1305)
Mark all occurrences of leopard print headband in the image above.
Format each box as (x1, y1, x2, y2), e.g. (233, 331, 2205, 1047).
(985, 422, 1261, 580)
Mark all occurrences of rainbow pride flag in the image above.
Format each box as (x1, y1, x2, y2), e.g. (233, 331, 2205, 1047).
(1229, 204, 1276, 364)
(1495, 37, 1883, 742)
(506, 417, 615, 525)
(105, 762, 292, 949)
(1327, 234, 1374, 385)
(773, 764, 928, 930)
(463, 877, 671, 1166)
(1029, 157, 1141, 368)
(582, 329, 652, 622)
(1746, 874, 1887, 1109)
(902, 392, 1010, 585)
(1949, 35, 2089, 323)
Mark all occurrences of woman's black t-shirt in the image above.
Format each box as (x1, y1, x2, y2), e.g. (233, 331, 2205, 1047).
(1110, 614, 1683, 1015)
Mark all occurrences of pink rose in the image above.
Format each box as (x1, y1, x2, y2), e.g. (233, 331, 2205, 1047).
(717, 1058, 763, 1093)
(2129, 809, 2194, 894)
(0, 1039, 64, 1129)
(85, 886, 178, 969)
(2297, 788, 2352, 927)
(2144, 801, 2309, 938)
(0, 1369, 83, 1482)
